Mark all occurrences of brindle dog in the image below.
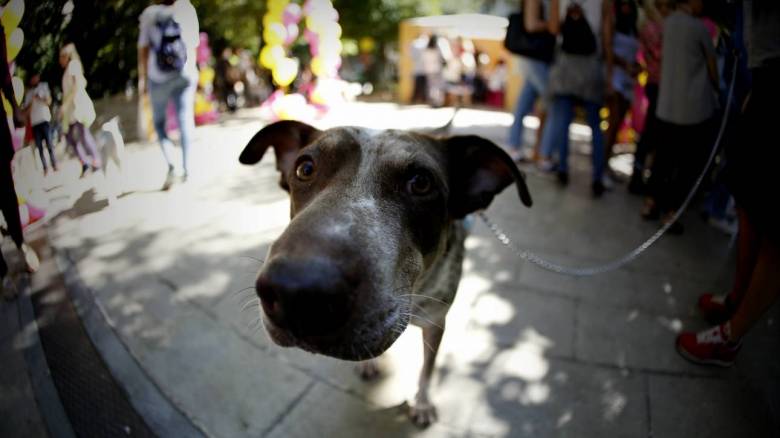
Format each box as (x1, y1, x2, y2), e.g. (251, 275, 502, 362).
(239, 120, 532, 427)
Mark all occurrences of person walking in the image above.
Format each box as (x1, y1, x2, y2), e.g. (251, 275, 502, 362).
(538, 0, 612, 197)
(138, 0, 199, 189)
(23, 74, 57, 176)
(1, 23, 40, 300)
(59, 43, 101, 178)
(506, 0, 558, 163)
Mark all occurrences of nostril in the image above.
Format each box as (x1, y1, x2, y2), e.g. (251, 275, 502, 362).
(255, 257, 356, 338)
(256, 278, 287, 327)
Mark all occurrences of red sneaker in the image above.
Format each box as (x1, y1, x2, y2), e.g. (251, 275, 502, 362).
(698, 293, 736, 325)
(676, 323, 741, 367)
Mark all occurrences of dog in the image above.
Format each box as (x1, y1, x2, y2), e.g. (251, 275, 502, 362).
(95, 116, 127, 204)
(239, 120, 532, 427)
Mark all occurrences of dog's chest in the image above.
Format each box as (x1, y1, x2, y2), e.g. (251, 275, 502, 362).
(411, 220, 467, 325)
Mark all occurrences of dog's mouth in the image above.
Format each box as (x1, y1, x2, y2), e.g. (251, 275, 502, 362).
(259, 301, 409, 361)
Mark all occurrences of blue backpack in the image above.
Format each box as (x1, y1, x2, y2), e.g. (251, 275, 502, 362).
(155, 15, 187, 72)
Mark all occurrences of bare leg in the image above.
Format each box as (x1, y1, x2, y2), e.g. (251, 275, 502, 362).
(409, 322, 445, 428)
(532, 110, 547, 162)
(730, 208, 761, 303)
(728, 235, 780, 340)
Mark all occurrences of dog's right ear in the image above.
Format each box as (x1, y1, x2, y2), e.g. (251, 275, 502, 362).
(239, 120, 322, 191)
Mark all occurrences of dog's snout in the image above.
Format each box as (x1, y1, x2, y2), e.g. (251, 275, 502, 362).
(256, 257, 355, 338)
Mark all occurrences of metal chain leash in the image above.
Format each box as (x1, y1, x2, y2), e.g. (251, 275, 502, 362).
(480, 59, 738, 277)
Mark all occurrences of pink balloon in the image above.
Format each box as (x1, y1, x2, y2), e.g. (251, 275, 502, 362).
(283, 3, 302, 25)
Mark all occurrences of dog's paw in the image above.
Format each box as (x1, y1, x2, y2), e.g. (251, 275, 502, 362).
(408, 401, 438, 428)
(356, 359, 381, 381)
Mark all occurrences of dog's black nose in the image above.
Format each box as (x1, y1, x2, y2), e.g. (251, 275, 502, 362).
(256, 257, 354, 338)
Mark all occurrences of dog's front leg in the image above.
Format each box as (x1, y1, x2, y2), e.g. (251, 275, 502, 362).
(409, 321, 445, 428)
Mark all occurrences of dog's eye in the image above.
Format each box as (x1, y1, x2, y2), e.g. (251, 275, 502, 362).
(295, 159, 315, 181)
(407, 173, 433, 196)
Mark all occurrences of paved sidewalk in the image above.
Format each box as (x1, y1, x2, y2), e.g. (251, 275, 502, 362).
(3, 103, 778, 437)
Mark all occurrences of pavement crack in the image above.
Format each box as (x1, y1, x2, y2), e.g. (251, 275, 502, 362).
(260, 381, 316, 438)
(157, 276, 179, 292)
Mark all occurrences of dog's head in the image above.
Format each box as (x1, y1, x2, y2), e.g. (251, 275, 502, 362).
(240, 120, 531, 360)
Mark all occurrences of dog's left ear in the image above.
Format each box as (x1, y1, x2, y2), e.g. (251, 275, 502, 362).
(445, 135, 532, 218)
(239, 120, 322, 191)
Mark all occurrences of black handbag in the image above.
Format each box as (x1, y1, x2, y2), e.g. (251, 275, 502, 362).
(560, 3, 597, 56)
(503, 7, 556, 63)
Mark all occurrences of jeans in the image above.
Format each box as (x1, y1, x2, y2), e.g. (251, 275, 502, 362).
(540, 96, 605, 183)
(66, 122, 101, 168)
(508, 58, 550, 149)
(32, 121, 57, 171)
(149, 74, 196, 175)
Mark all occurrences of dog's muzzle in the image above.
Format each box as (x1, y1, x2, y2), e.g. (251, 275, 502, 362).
(256, 256, 356, 341)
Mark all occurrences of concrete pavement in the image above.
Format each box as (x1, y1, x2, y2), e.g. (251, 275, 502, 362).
(2, 102, 778, 437)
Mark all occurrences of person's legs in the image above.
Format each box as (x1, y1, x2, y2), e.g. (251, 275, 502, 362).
(540, 96, 573, 168)
(729, 235, 780, 339)
(172, 77, 196, 177)
(631, 84, 659, 192)
(75, 122, 101, 168)
(32, 123, 48, 172)
(508, 80, 540, 150)
(584, 100, 606, 184)
(41, 121, 57, 170)
(66, 123, 89, 166)
(149, 79, 176, 169)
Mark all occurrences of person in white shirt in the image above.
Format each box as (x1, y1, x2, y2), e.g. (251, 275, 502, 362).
(59, 43, 101, 177)
(138, 0, 199, 189)
(23, 74, 57, 175)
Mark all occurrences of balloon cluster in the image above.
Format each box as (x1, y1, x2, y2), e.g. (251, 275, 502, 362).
(258, 0, 344, 120)
(2, 0, 24, 117)
(259, 0, 303, 88)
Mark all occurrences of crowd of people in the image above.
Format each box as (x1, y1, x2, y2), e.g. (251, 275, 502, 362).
(504, 0, 779, 367)
(410, 33, 509, 108)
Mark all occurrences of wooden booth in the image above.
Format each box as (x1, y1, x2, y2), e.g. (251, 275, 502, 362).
(398, 14, 523, 112)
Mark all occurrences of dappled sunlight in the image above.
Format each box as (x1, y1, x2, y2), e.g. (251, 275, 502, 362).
(472, 294, 515, 326)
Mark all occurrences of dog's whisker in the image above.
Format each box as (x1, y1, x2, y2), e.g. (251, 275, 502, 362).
(396, 293, 450, 306)
(239, 255, 266, 265)
(231, 285, 257, 297)
(397, 311, 444, 330)
(240, 298, 260, 313)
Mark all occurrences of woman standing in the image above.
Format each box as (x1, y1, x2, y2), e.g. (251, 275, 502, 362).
(59, 43, 101, 177)
(506, 0, 558, 163)
(603, 0, 639, 181)
(538, 0, 612, 197)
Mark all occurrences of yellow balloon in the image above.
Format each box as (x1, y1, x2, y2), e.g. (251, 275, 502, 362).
(264, 22, 287, 46)
(272, 57, 298, 87)
(2, 95, 11, 115)
(262, 11, 283, 29)
(1, 0, 24, 33)
(268, 0, 289, 15)
(310, 56, 325, 77)
(12, 76, 23, 106)
(359, 37, 375, 53)
(198, 66, 215, 88)
(259, 44, 285, 69)
(5, 27, 22, 61)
